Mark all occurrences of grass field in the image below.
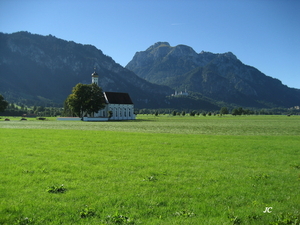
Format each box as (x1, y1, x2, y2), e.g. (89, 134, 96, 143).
(0, 115, 299, 224)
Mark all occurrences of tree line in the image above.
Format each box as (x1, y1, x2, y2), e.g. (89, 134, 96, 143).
(1, 93, 299, 118)
(137, 107, 299, 116)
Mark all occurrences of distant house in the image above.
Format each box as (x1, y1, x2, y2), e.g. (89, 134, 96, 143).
(83, 71, 135, 121)
(171, 89, 189, 96)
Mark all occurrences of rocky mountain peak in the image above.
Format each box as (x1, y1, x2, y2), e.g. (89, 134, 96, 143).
(126, 41, 300, 108)
(220, 52, 238, 61)
(169, 44, 198, 58)
(146, 42, 170, 51)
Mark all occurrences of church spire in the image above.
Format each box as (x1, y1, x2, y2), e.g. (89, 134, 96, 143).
(91, 69, 99, 86)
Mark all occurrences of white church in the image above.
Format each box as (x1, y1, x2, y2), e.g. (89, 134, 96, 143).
(83, 71, 135, 121)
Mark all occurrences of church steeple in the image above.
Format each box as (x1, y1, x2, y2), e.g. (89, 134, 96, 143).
(91, 69, 99, 86)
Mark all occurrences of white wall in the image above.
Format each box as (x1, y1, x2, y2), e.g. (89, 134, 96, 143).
(94, 104, 135, 120)
(108, 104, 135, 120)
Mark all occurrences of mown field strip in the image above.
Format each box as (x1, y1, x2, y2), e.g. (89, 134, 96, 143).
(1, 115, 300, 135)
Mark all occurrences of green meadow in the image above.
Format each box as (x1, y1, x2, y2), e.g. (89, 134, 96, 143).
(0, 115, 299, 224)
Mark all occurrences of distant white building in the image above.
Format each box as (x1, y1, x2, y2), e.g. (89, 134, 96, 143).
(83, 71, 135, 121)
(171, 89, 189, 96)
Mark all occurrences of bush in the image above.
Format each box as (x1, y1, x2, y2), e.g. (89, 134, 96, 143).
(80, 206, 96, 218)
(14, 217, 33, 225)
(105, 211, 134, 224)
(46, 184, 66, 193)
(220, 107, 229, 115)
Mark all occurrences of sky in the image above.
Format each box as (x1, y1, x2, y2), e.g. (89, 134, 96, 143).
(1, 0, 299, 88)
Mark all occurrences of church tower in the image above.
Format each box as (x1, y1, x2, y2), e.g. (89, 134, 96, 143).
(91, 70, 99, 86)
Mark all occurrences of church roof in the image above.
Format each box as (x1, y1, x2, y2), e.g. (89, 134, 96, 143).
(104, 92, 133, 104)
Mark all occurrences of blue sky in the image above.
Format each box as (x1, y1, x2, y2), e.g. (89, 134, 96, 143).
(1, 0, 299, 88)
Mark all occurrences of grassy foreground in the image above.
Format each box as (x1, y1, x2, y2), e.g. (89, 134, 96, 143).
(0, 115, 299, 224)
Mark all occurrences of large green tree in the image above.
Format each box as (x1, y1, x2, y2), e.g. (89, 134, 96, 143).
(65, 83, 105, 117)
(0, 94, 9, 112)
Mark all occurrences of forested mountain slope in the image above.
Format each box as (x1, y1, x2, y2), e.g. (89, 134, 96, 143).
(0, 32, 173, 108)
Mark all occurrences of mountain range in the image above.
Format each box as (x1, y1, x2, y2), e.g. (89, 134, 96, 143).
(126, 42, 300, 108)
(0, 32, 299, 111)
(0, 32, 174, 109)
